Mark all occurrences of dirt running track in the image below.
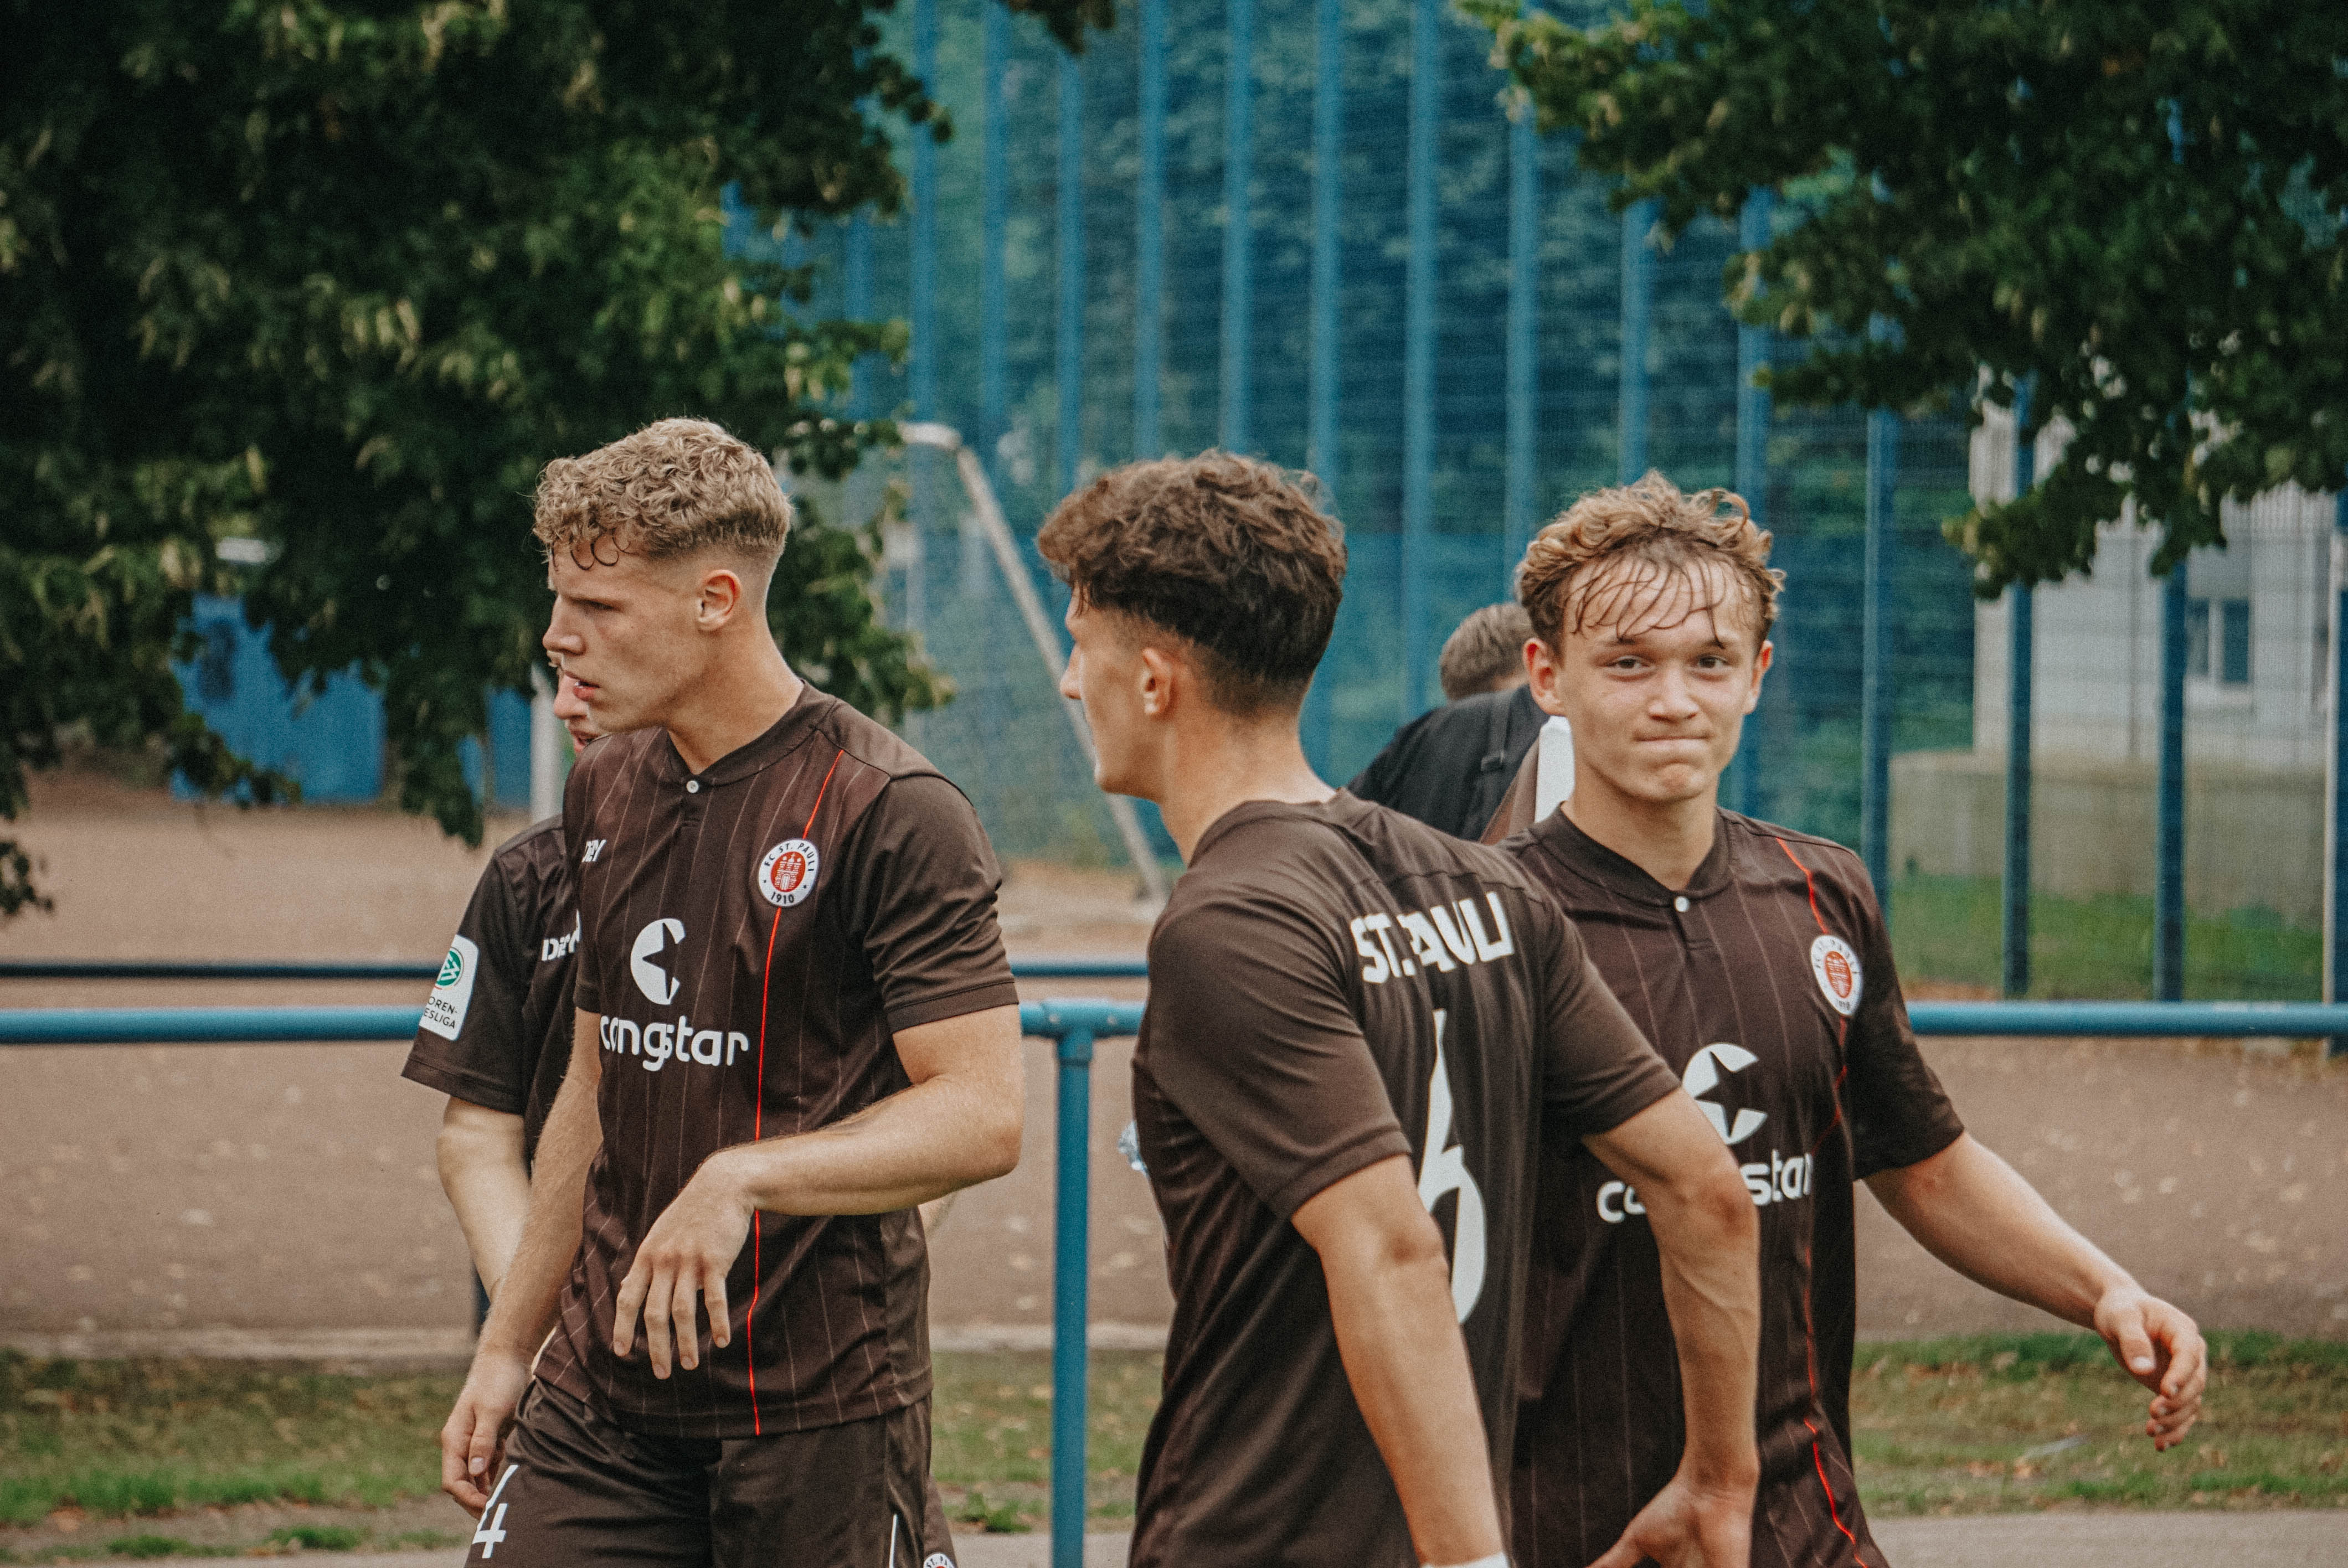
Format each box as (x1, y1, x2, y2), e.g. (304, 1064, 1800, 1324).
(3, 776, 2344, 1350)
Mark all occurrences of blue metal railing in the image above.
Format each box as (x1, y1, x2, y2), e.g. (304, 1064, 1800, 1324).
(4, 992, 2344, 1567)
(0, 957, 1152, 984)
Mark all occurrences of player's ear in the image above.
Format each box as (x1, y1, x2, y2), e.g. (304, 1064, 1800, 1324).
(1136, 643, 1178, 719)
(1527, 637, 1569, 718)
(694, 565, 744, 630)
(1745, 638, 1774, 714)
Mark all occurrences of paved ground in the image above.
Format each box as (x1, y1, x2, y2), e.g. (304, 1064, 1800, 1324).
(3, 775, 2346, 1348)
(49, 1513, 2348, 1567)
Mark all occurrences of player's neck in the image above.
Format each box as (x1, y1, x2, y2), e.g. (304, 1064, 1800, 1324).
(1154, 717, 1332, 863)
(1561, 771, 1719, 892)
(663, 637, 805, 775)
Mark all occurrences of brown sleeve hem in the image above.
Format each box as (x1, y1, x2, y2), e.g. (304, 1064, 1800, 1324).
(885, 977, 1023, 1035)
(1853, 1116, 1966, 1183)
(1565, 1059, 1684, 1142)
(399, 1050, 528, 1116)
(1261, 1126, 1413, 1223)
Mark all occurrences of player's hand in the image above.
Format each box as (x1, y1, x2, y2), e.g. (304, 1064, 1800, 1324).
(440, 1345, 531, 1517)
(612, 1152, 755, 1378)
(1587, 1465, 1753, 1568)
(2093, 1285, 2206, 1450)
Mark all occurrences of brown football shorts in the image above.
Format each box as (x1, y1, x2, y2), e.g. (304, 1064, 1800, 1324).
(462, 1380, 959, 1567)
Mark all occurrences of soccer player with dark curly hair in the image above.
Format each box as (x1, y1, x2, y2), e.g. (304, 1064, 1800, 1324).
(1039, 452, 1764, 1568)
(1484, 472, 2207, 1568)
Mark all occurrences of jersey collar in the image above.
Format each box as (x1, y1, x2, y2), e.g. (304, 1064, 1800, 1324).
(653, 683, 832, 789)
(1526, 805, 1737, 907)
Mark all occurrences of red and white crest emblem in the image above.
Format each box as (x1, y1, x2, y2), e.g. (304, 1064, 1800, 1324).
(756, 839, 821, 909)
(1808, 934, 1862, 1017)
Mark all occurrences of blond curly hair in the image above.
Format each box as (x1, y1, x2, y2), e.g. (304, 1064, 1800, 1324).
(1516, 472, 1782, 652)
(533, 417, 791, 567)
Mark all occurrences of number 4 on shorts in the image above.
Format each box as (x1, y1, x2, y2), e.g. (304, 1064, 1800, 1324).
(472, 1464, 519, 1559)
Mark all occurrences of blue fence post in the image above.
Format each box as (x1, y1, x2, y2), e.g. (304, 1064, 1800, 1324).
(1300, 0, 1343, 776)
(1861, 400, 1899, 905)
(1049, 1022, 1096, 1568)
(2003, 381, 2036, 998)
(1503, 111, 1539, 585)
(1730, 190, 1773, 818)
(2331, 486, 2347, 1058)
(1221, 0, 1255, 453)
(2156, 564, 2189, 999)
(1617, 199, 1655, 483)
(1135, 0, 1166, 461)
(1400, 0, 1440, 721)
(981, 2, 1010, 498)
(1058, 49, 1085, 500)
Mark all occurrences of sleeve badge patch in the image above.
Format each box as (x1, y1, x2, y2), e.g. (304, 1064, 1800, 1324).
(756, 839, 821, 909)
(1808, 933, 1863, 1017)
(421, 934, 481, 1040)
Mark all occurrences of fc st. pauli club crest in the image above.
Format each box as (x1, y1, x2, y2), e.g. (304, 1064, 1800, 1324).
(1808, 933, 1862, 1017)
(756, 839, 821, 909)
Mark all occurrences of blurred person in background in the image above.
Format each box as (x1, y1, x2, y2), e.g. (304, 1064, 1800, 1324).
(1349, 601, 1544, 839)
(1484, 474, 2205, 1568)
(405, 669, 605, 1301)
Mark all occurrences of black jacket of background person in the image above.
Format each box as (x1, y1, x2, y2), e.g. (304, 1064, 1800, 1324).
(1348, 682, 1543, 841)
(403, 816, 579, 1167)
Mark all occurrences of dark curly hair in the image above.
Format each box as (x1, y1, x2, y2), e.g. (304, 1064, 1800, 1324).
(1036, 452, 1347, 714)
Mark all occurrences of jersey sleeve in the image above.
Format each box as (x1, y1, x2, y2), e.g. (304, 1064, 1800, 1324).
(1529, 891, 1682, 1138)
(402, 854, 534, 1113)
(1842, 880, 1965, 1178)
(563, 750, 605, 1017)
(833, 773, 1021, 1033)
(1144, 885, 1410, 1220)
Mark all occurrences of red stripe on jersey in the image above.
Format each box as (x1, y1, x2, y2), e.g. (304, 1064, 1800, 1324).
(1773, 835, 1865, 1560)
(744, 748, 848, 1436)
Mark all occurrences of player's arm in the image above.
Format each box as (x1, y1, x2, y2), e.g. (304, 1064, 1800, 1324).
(1581, 1092, 1762, 1568)
(1290, 1154, 1508, 1568)
(439, 1009, 604, 1515)
(612, 1002, 1022, 1376)
(1866, 1133, 2205, 1447)
(434, 1098, 531, 1298)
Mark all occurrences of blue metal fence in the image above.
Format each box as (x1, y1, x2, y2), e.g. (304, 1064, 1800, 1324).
(5, 991, 2344, 1567)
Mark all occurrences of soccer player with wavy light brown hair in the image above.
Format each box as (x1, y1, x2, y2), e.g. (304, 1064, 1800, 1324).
(436, 417, 1019, 1568)
(1483, 473, 2207, 1568)
(1041, 452, 1763, 1568)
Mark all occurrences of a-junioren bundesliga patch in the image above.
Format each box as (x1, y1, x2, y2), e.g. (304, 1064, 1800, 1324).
(421, 934, 481, 1039)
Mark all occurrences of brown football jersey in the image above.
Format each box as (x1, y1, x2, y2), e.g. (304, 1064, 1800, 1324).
(1498, 798, 1964, 1568)
(1129, 792, 1680, 1568)
(404, 816, 577, 1164)
(538, 688, 1018, 1439)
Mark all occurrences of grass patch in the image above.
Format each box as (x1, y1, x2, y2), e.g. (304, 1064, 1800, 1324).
(1851, 1329, 2348, 1514)
(0, 1354, 457, 1526)
(1889, 874, 2321, 1000)
(9, 1333, 2337, 1543)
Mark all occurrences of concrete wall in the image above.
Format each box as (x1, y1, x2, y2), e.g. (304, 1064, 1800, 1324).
(1892, 749, 2324, 925)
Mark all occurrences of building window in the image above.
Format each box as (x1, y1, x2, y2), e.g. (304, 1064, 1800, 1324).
(2186, 596, 2251, 686)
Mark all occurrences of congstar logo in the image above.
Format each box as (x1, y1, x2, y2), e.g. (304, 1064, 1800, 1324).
(1598, 1043, 1813, 1224)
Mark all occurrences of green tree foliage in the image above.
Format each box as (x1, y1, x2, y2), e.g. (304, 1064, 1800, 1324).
(1471, 0, 2348, 592)
(0, 0, 1106, 917)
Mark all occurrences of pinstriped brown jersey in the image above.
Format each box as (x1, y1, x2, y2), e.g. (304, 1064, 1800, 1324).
(537, 688, 1019, 1440)
(1495, 804, 1963, 1568)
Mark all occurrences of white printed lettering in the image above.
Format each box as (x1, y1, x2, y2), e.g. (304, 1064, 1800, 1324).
(1477, 894, 1516, 958)
(1397, 911, 1457, 973)
(644, 1024, 672, 1069)
(726, 1030, 748, 1065)
(1363, 913, 1408, 978)
(1351, 916, 1392, 984)
(1427, 904, 1479, 965)
(691, 1029, 722, 1066)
